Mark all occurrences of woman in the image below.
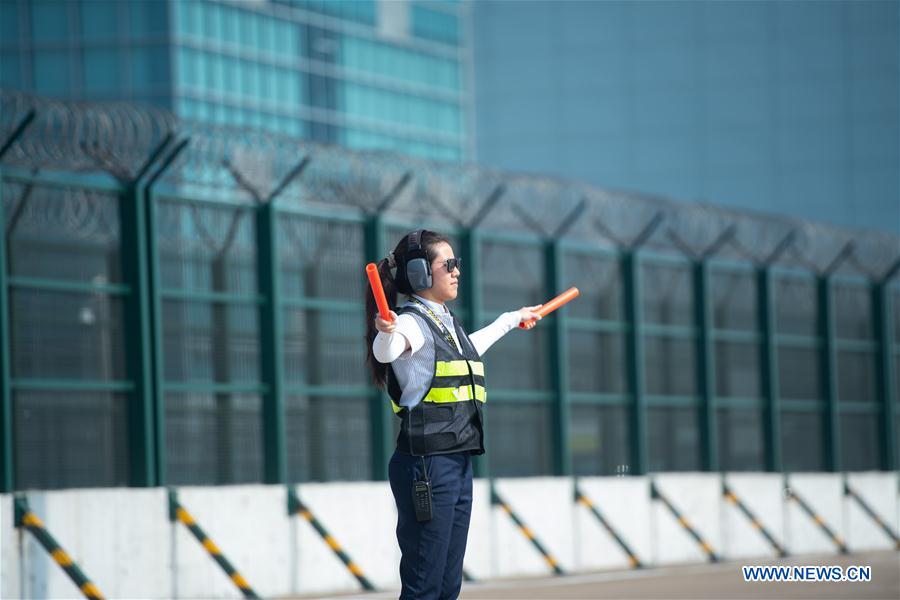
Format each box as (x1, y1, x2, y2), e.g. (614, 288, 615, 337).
(365, 229, 541, 600)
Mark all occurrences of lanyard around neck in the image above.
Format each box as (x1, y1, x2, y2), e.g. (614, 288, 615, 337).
(408, 296, 458, 350)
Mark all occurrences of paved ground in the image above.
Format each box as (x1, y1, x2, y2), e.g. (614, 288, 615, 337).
(305, 550, 899, 600)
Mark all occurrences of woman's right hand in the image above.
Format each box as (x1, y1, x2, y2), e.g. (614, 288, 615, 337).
(375, 311, 399, 334)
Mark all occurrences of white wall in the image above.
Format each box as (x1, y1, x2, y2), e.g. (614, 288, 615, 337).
(785, 474, 845, 555)
(3, 472, 896, 598)
(292, 482, 400, 595)
(1, 494, 21, 600)
(651, 474, 722, 565)
(7, 488, 170, 599)
(491, 477, 574, 577)
(462, 479, 493, 580)
(844, 472, 899, 552)
(574, 477, 652, 570)
(721, 473, 785, 560)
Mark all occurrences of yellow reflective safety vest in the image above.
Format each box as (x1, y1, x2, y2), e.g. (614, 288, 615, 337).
(387, 304, 486, 456)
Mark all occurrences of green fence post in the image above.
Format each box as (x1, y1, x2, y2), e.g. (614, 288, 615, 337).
(547, 240, 572, 475)
(460, 184, 503, 479)
(874, 279, 897, 470)
(121, 133, 175, 487)
(695, 260, 718, 471)
(624, 252, 648, 475)
(758, 267, 782, 472)
(543, 201, 585, 476)
(255, 157, 309, 484)
(0, 169, 11, 492)
(620, 213, 663, 477)
(0, 109, 36, 492)
(257, 201, 287, 483)
(140, 138, 190, 486)
(818, 275, 841, 472)
(460, 227, 489, 478)
(365, 213, 394, 481)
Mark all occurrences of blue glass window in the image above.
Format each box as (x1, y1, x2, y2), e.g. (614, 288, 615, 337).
(83, 48, 119, 92)
(175, 0, 201, 37)
(0, 52, 21, 88)
(211, 53, 226, 92)
(243, 60, 260, 98)
(273, 21, 299, 56)
(221, 6, 239, 45)
(131, 46, 169, 89)
(258, 16, 275, 55)
(411, 4, 459, 45)
(274, 68, 289, 103)
(34, 51, 70, 95)
(129, 0, 167, 36)
(340, 36, 460, 92)
(32, 1, 69, 43)
(176, 46, 193, 88)
(1, 1, 18, 42)
(241, 11, 260, 48)
(80, 1, 119, 40)
(202, 1, 222, 40)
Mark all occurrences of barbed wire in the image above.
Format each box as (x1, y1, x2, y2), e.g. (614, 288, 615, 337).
(2, 88, 898, 281)
(0, 89, 175, 182)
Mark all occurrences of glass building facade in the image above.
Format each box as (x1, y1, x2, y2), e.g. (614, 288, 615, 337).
(473, 0, 899, 233)
(0, 0, 470, 161)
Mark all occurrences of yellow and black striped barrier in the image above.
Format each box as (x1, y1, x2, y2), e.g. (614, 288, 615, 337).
(168, 490, 260, 599)
(785, 487, 848, 554)
(574, 483, 643, 568)
(844, 481, 900, 550)
(490, 483, 565, 575)
(287, 488, 376, 591)
(722, 483, 787, 557)
(14, 496, 105, 600)
(650, 481, 719, 562)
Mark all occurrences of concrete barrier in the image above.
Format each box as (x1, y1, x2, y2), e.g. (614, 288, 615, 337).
(461, 479, 492, 580)
(785, 473, 845, 555)
(3, 472, 895, 598)
(491, 477, 573, 578)
(292, 482, 399, 595)
(14, 488, 170, 599)
(174, 485, 288, 599)
(651, 474, 721, 565)
(844, 472, 899, 551)
(574, 476, 651, 571)
(721, 473, 786, 560)
(1, 494, 21, 599)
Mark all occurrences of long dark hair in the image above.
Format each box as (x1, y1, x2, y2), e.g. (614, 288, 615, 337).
(366, 230, 451, 388)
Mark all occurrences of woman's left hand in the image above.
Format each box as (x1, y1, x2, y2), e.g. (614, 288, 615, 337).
(518, 305, 543, 330)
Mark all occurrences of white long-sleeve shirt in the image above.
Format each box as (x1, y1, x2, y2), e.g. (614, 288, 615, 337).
(372, 295, 521, 409)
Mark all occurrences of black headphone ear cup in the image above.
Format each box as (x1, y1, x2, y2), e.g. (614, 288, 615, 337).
(401, 229, 432, 292)
(405, 257, 432, 292)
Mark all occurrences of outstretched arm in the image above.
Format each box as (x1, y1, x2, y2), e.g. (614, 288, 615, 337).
(372, 311, 424, 363)
(469, 305, 542, 356)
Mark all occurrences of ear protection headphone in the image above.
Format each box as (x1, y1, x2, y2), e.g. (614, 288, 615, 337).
(397, 230, 433, 294)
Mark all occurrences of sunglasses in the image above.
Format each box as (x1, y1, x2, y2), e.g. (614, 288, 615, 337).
(437, 257, 462, 272)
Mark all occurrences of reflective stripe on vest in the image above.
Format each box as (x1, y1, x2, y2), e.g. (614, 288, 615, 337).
(435, 360, 485, 378)
(390, 359, 486, 413)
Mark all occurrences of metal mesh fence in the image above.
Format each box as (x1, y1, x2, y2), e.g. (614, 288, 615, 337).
(1, 88, 898, 491)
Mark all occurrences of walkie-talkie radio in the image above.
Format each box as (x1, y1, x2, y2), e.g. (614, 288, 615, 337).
(412, 457, 433, 522)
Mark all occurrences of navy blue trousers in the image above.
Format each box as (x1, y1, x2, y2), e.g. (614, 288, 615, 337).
(388, 451, 473, 600)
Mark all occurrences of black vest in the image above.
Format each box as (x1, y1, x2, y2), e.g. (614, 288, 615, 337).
(387, 304, 486, 456)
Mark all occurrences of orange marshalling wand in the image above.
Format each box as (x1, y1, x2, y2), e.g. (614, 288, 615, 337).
(519, 287, 580, 329)
(366, 263, 394, 322)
